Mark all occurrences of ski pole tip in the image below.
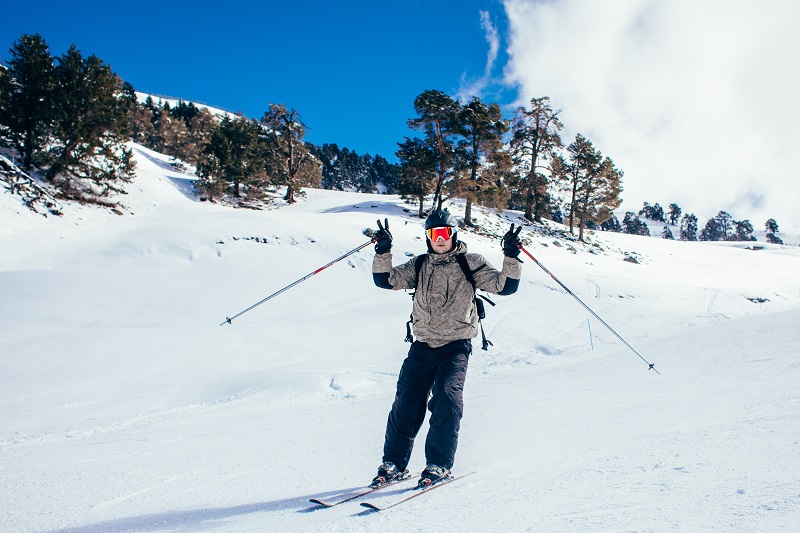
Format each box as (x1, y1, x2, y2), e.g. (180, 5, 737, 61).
(219, 317, 232, 327)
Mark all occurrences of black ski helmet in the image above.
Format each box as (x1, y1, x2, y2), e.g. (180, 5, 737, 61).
(424, 210, 458, 231)
(424, 210, 458, 252)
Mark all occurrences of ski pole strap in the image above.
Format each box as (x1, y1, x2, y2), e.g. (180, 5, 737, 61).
(478, 293, 496, 307)
(405, 313, 414, 343)
(480, 322, 493, 351)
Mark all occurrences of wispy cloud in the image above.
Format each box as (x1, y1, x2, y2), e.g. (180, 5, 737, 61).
(458, 10, 502, 102)
(501, 0, 800, 229)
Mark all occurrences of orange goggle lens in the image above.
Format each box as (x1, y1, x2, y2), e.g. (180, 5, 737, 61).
(426, 226, 455, 242)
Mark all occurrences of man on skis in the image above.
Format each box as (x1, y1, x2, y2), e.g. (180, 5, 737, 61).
(370, 209, 523, 487)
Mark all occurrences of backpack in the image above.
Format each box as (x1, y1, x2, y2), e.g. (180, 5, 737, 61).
(404, 253, 496, 350)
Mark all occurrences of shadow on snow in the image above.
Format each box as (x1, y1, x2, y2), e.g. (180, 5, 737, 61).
(46, 486, 366, 533)
(322, 200, 424, 220)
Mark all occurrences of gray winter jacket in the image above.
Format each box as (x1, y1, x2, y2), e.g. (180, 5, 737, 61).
(373, 241, 521, 348)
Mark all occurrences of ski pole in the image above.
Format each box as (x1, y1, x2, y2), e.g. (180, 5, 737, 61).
(518, 245, 660, 375)
(220, 238, 376, 326)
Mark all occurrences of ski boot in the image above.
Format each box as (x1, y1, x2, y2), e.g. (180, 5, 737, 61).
(371, 461, 408, 487)
(418, 464, 450, 488)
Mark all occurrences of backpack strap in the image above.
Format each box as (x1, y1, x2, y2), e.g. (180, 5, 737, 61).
(405, 255, 428, 343)
(455, 254, 494, 351)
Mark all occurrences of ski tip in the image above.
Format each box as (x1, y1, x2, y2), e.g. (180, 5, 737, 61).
(359, 502, 383, 511)
(309, 498, 334, 507)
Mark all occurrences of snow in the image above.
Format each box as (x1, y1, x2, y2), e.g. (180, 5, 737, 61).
(1, 145, 799, 532)
(135, 92, 238, 120)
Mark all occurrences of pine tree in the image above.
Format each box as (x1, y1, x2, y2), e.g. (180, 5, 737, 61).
(662, 225, 674, 239)
(476, 146, 513, 213)
(766, 233, 784, 245)
(337, 148, 362, 192)
(0, 34, 55, 171)
(560, 134, 622, 241)
(668, 203, 682, 225)
(600, 213, 621, 232)
(182, 108, 216, 167)
(406, 90, 461, 212)
(508, 96, 563, 222)
(159, 113, 190, 162)
(47, 45, 134, 196)
(680, 213, 698, 241)
(651, 203, 665, 222)
(456, 96, 508, 225)
(261, 104, 321, 203)
(622, 212, 650, 236)
(734, 219, 756, 241)
(700, 211, 746, 241)
(308, 143, 340, 190)
(639, 202, 665, 222)
(371, 154, 399, 193)
(699, 217, 719, 241)
(765, 218, 779, 234)
(197, 116, 264, 200)
(169, 101, 200, 126)
(765, 218, 782, 244)
(122, 84, 155, 144)
(560, 134, 598, 235)
(397, 136, 437, 218)
(550, 204, 564, 224)
(574, 156, 623, 241)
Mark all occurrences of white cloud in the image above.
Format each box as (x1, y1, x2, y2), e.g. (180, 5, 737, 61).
(458, 10, 502, 102)
(502, 0, 800, 230)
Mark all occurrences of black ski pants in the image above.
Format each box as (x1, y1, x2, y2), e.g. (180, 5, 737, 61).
(382, 339, 471, 471)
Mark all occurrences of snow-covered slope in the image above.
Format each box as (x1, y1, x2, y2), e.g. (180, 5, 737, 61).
(135, 92, 238, 120)
(1, 145, 799, 532)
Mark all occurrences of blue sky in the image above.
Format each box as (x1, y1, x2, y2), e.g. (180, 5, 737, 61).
(2, 0, 512, 162)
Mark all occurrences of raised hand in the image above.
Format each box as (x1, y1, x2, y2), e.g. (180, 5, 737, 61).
(375, 218, 393, 254)
(502, 223, 523, 258)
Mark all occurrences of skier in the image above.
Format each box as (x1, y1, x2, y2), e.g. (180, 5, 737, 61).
(370, 210, 523, 487)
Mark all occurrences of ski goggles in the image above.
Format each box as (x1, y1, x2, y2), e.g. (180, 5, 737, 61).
(426, 226, 455, 242)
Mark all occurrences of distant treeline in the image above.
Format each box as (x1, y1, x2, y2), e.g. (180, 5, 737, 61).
(602, 202, 784, 244)
(0, 33, 786, 243)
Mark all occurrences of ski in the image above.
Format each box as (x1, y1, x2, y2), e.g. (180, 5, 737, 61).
(309, 473, 417, 507)
(359, 471, 476, 511)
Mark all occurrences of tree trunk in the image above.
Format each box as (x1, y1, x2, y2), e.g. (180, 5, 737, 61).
(465, 199, 473, 226)
(418, 195, 425, 218)
(24, 129, 34, 172)
(524, 178, 535, 222)
(528, 143, 540, 223)
(578, 178, 592, 242)
(285, 184, 295, 203)
(569, 177, 578, 234)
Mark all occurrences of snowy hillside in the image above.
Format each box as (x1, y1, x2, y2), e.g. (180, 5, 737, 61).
(1, 145, 799, 532)
(135, 91, 238, 119)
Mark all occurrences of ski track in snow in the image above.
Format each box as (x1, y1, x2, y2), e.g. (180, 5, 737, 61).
(1, 144, 800, 532)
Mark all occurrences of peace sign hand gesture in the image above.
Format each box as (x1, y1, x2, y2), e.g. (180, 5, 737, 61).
(375, 218, 393, 254)
(502, 223, 523, 258)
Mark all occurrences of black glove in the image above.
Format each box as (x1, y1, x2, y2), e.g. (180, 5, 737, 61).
(374, 218, 393, 254)
(502, 223, 522, 258)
